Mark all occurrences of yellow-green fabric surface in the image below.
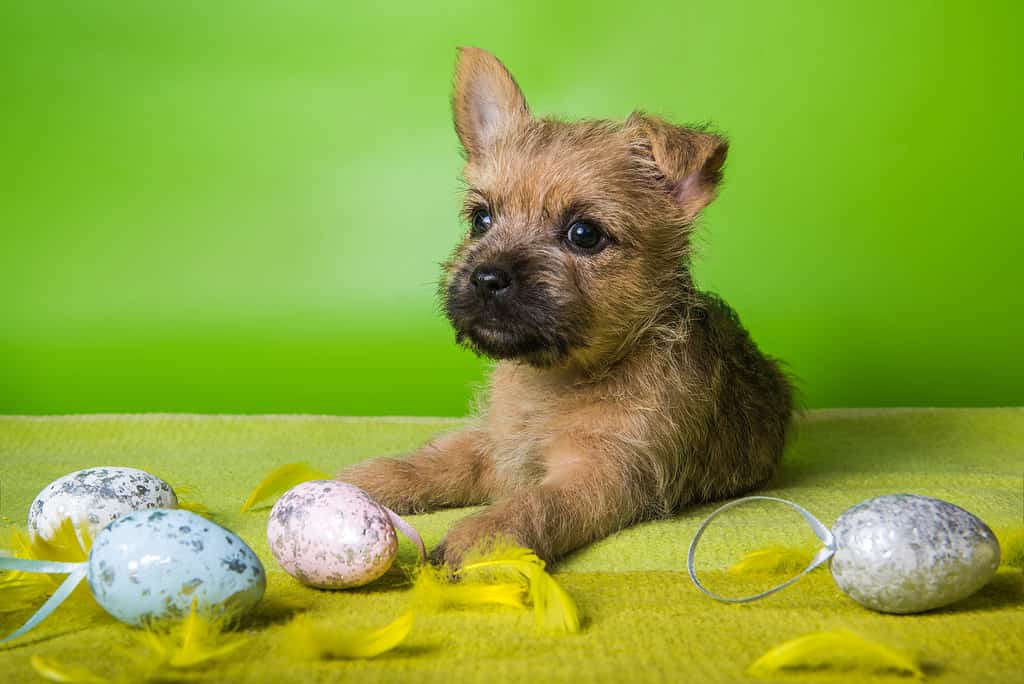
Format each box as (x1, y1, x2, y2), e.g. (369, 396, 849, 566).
(1, 409, 1022, 683)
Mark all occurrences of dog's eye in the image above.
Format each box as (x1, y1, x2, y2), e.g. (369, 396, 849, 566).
(566, 221, 604, 251)
(471, 211, 492, 237)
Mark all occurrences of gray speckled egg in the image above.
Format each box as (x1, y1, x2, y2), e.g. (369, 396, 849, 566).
(830, 494, 1001, 613)
(87, 508, 265, 625)
(28, 467, 178, 544)
(267, 480, 398, 589)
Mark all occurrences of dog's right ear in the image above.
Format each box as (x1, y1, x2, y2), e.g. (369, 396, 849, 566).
(453, 47, 530, 159)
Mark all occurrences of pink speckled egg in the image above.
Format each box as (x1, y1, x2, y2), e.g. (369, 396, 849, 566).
(267, 480, 398, 589)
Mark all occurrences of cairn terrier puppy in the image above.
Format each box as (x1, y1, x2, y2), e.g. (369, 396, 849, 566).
(339, 47, 793, 567)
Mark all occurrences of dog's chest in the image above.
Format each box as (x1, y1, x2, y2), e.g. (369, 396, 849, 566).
(484, 363, 612, 479)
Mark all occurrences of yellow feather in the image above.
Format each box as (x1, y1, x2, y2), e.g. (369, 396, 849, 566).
(29, 655, 111, 684)
(135, 597, 251, 669)
(0, 571, 56, 613)
(727, 545, 819, 576)
(2, 524, 33, 557)
(995, 527, 1024, 569)
(282, 610, 415, 660)
(1, 520, 92, 611)
(411, 563, 525, 611)
(459, 544, 581, 633)
(531, 572, 581, 633)
(30, 517, 92, 563)
(240, 462, 329, 512)
(174, 486, 215, 518)
(748, 629, 924, 678)
(176, 499, 215, 517)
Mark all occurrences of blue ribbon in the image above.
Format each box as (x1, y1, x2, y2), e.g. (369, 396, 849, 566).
(687, 495, 836, 603)
(0, 557, 83, 574)
(1, 557, 88, 643)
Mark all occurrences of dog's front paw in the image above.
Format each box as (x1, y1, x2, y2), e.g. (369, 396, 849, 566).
(427, 538, 455, 568)
(429, 536, 475, 570)
(430, 512, 524, 570)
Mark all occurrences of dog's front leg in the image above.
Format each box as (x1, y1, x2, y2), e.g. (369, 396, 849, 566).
(431, 450, 643, 567)
(336, 428, 494, 514)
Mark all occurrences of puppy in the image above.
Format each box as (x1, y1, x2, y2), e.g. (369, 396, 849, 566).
(338, 47, 793, 567)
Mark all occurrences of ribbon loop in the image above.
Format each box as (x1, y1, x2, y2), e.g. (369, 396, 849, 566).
(382, 507, 427, 562)
(687, 496, 836, 603)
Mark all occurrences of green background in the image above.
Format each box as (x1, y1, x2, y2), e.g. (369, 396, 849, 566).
(2, 1, 1021, 416)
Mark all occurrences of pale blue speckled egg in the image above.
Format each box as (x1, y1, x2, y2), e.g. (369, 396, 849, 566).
(87, 508, 265, 625)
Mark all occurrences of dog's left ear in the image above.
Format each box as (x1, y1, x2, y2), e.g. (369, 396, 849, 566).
(453, 47, 530, 158)
(631, 113, 729, 220)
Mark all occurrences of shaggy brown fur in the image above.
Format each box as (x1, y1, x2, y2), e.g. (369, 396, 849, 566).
(338, 47, 793, 567)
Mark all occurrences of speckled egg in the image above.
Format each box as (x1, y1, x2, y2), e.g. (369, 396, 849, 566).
(28, 467, 178, 544)
(830, 494, 1001, 613)
(267, 480, 398, 589)
(87, 508, 265, 625)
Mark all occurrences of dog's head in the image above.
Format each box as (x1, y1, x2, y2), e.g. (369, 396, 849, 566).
(442, 47, 727, 369)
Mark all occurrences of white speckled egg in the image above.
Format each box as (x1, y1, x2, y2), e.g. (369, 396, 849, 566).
(87, 508, 265, 625)
(28, 467, 178, 543)
(267, 480, 398, 589)
(830, 494, 1001, 613)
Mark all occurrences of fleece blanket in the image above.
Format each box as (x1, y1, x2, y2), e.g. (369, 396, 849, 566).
(0, 409, 1021, 683)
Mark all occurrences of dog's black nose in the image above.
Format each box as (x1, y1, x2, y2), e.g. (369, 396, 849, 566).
(471, 265, 512, 300)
